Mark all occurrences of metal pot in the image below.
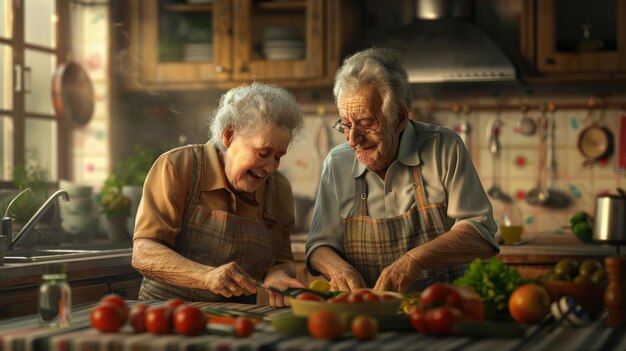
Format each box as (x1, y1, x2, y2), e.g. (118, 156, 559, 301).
(51, 61, 94, 126)
(593, 188, 626, 245)
(578, 123, 613, 167)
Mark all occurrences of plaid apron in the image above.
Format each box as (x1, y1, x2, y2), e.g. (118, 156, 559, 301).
(344, 165, 467, 291)
(139, 145, 277, 302)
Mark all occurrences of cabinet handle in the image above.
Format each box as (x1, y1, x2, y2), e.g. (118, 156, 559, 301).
(544, 57, 556, 65)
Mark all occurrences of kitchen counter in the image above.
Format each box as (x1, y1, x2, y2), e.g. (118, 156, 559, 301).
(1, 301, 625, 350)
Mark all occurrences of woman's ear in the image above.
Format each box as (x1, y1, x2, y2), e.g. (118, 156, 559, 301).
(221, 127, 234, 148)
(396, 109, 409, 131)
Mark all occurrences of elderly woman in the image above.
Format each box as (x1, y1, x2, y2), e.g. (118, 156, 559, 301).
(305, 48, 500, 294)
(132, 82, 305, 307)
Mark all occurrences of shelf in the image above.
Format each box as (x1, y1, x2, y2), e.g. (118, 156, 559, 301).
(164, 3, 213, 13)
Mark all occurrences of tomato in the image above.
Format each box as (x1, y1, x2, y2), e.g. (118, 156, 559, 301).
(508, 284, 551, 325)
(145, 306, 173, 334)
(165, 298, 186, 311)
(424, 306, 465, 336)
(347, 293, 364, 303)
(361, 292, 380, 303)
(234, 317, 255, 337)
(408, 306, 428, 334)
(295, 292, 325, 302)
(307, 310, 344, 340)
(100, 294, 129, 322)
(420, 283, 461, 308)
(90, 302, 125, 333)
(173, 305, 207, 336)
(128, 304, 148, 333)
(350, 315, 378, 340)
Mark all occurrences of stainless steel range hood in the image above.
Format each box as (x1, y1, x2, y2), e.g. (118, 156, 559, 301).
(377, 0, 517, 83)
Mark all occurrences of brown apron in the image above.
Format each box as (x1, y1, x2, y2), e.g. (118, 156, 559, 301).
(343, 166, 467, 291)
(139, 145, 277, 302)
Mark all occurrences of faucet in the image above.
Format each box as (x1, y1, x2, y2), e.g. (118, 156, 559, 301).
(8, 190, 70, 250)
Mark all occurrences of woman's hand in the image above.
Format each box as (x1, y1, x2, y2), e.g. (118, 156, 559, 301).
(204, 261, 258, 297)
(328, 264, 367, 292)
(374, 253, 420, 293)
(263, 273, 305, 307)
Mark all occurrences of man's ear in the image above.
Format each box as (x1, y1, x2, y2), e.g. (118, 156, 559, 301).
(221, 127, 234, 148)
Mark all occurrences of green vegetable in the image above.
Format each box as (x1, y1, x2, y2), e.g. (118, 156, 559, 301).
(569, 211, 590, 226)
(572, 221, 593, 243)
(454, 258, 530, 321)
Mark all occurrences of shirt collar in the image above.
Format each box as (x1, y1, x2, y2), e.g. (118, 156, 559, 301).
(350, 120, 421, 178)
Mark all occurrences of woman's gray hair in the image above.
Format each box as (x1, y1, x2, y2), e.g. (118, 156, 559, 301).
(333, 47, 412, 126)
(209, 82, 304, 150)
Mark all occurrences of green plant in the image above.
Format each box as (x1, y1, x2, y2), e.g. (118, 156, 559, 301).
(98, 174, 131, 218)
(0, 164, 50, 223)
(114, 145, 164, 187)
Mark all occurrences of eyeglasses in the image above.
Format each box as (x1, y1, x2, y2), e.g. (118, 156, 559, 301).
(332, 118, 381, 135)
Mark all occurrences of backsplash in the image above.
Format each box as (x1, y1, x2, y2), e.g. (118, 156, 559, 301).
(278, 106, 626, 241)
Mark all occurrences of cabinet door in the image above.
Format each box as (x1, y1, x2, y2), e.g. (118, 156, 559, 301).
(127, 0, 232, 89)
(232, 0, 324, 81)
(536, 0, 626, 73)
(110, 278, 142, 300)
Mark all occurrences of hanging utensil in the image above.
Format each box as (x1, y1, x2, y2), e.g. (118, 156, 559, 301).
(526, 105, 550, 206)
(578, 97, 614, 167)
(52, 61, 95, 126)
(453, 104, 471, 152)
(542, 103, 571, 208)
(486, 113, 511, 203)
(517, 105, 537, 136)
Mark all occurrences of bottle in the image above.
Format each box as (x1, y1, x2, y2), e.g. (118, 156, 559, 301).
(38, 262, 71, 327)
(604, 256, 626, 328)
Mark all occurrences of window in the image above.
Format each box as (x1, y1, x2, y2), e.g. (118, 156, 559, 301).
(0, 0, 62, 187)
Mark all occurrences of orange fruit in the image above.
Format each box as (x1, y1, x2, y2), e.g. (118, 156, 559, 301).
(307, 310, 344, 340)
(508, 284, 552, 325)
(351, 315, 378, 340)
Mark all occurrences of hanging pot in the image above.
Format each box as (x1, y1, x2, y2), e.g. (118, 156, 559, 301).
(577, 123, 613, 167)
(51, 61, 95, 127)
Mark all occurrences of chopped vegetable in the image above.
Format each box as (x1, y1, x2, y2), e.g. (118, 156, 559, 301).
(454, 258, 530, 320)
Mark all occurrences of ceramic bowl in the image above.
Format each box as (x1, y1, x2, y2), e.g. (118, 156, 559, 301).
(289, 291, 403, 317)
(543, 281, 607, 319)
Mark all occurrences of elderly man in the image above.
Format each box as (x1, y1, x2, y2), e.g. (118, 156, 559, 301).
(305, 48, 499, 293)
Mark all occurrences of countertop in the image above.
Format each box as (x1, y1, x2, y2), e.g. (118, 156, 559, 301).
(1, 301, 625, 350)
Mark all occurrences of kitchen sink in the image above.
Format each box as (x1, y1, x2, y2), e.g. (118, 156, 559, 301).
(3, 247, 132, 264)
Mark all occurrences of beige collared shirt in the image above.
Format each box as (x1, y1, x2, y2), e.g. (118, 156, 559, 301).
(306, 121, 499, 261)
(134, 143, 295, 265)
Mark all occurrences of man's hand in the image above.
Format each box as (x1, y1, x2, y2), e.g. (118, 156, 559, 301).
(204, 261, 258, 297)
(374, 253, 420, 293)
(264, 273, 305, 307)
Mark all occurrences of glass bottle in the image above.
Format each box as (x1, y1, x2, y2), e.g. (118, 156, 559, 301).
(38, 262, 71, 327)
(497, 203, 524, 245)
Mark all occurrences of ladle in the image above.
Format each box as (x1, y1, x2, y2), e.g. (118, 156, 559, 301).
(486, 114, 512, 203)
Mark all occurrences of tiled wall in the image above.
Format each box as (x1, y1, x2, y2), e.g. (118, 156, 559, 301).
(278, 104, 626, 241)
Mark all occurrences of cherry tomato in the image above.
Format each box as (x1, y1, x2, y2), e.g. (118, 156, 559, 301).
(100, 294, 129, 322)
(165, 298, 186, 311)
(90, 302, 125, 333)
(351, 315, 378, 340)
(408, 306, 428, 334)
(128, 303, 149, 333)
(173, 305, 207, 336)
(420, 283, 461, 308)
(295, 292, 324, 302)
(347, 293, 363, 303)
(145, 306, 172, 334)
(360, 292, 380, 303)
(234, 317, 255, 337)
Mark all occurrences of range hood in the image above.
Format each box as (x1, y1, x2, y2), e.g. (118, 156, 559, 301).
(377, 0, 517, 83)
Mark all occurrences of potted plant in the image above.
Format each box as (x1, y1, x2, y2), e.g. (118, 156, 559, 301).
(98, 174, 131, 242)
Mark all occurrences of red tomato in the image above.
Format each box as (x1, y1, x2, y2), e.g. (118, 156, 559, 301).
(361, 292, 380, 303)
(234, 317, 255, 337)
(351, 315, 378, 340)
(165, 298, 186, 311)
(173, 305, 207, 336)
(145, 306, 173, 334)
(425, 306, 465, 336)
(420, 283, 461, 308)
(100, 294, 129, 322)
(90, 302, 125, 333)
(128, 304, 148, 333)
(408, 306, 428, 334)
(347, 293, 363, 303)
(307, 310, 344, 340)
(295, 292, 325, 302)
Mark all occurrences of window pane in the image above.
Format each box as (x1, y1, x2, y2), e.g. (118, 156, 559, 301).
(25, 118, 57, 182)
(0, 44, 12, 110)
(0, 0, 12, 39)
(25, 0, 56, 48)
(0, 115, 13, 181)
(24, 50, 56, 115)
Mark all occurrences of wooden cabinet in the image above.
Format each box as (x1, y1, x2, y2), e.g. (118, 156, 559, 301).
(523, 0, 626, 77)
(125, 0, 360, 90)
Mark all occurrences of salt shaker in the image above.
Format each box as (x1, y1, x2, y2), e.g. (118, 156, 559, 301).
(604, 256, 626, 328)
(38, 262, 72, 327)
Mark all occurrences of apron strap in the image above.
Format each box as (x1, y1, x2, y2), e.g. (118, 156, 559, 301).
(411, 166, 431, 227)
(263, 175, 277, 229)
(352, 175, 369, 217)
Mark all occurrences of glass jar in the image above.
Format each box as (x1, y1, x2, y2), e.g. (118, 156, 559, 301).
(498, 203, 524, 244)
(38, 262, 71, 327)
